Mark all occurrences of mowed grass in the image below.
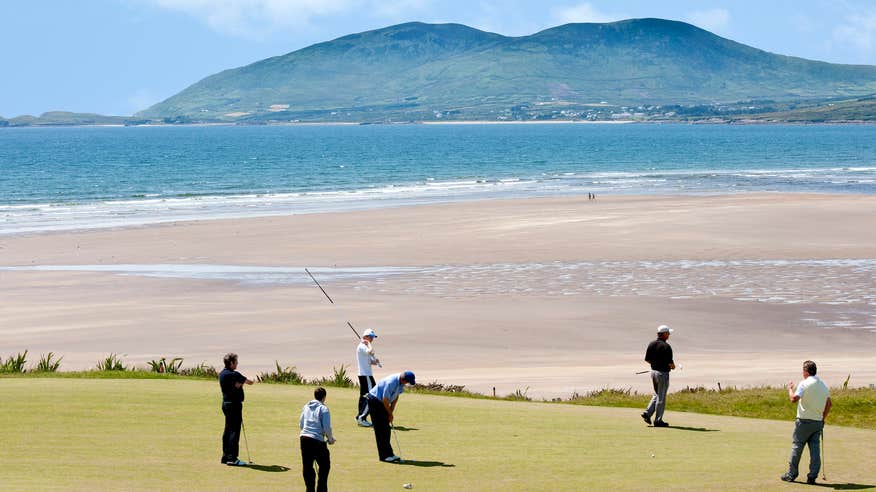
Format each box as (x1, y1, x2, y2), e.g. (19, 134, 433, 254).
(1, 378, 875, 491)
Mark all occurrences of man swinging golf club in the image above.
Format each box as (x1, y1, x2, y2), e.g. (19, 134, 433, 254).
(366, 370, 415, 462)
(355, 328, 380, 427)
(641, 325, 675, 427)
(219, 352, 254, 466)
(781, 360, 831, 484)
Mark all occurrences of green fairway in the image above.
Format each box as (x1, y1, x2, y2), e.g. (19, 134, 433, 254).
(1, 378, 874, 491)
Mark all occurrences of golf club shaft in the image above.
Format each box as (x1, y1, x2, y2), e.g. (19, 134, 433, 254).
(305, 268, 362, 340)
(636, 370, 649, 374)
(822, 427, 826, 480)
(392, 423, 402, 458)
(241, 420, 252, 463)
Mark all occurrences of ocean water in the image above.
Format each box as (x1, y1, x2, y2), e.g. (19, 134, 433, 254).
(1, 123, 875, 234)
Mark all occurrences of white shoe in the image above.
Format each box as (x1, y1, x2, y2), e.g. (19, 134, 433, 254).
(384, 455, 402, 463)
(356, 418, 373, 427)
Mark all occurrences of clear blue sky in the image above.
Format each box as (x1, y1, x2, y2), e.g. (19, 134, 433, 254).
(2, 0, 875, 117)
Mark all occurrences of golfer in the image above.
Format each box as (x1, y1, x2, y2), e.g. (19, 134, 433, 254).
(219, 352, 254, 466)
(781, 360, 832, 484)
(366, 370, 415, 462)
(641, 325, 675, 427)
(355, 328, 380, 427)
(300, 387, 336, 492)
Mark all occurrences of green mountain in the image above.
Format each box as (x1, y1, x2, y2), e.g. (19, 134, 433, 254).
(138, 18, 876, 122)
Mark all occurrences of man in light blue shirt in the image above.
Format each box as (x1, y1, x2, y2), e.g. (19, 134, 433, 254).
(299, 387, 335, 492)
(366, 371, 416, 462)
(781, 360, 832, 485)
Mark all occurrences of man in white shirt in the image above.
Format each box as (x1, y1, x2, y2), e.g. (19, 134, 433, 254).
(355, 328, 380, 427)
(781, 360, 832, 485)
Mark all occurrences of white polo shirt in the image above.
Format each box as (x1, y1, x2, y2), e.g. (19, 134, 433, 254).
(357, 342, 374, 376)
(795, 375, 830, 420)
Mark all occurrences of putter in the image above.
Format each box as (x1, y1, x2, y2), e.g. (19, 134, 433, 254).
(635, 370, 649, 374)
(391, 423, 403, 460)
(821, 428, 826, 480)
(241, 420, 253, 464)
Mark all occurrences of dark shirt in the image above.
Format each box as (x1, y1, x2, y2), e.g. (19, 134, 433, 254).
(219, 368, 248, 403)
(645, 338, 674, 372)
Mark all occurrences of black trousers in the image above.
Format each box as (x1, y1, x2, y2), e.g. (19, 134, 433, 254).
(366, 395, 394, 460)
(300, 436, 330, 492)
(357, 375, 376, 420)
(222, 401, 242, 461)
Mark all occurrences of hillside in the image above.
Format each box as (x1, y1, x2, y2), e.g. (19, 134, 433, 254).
(137, 19, 876, 123)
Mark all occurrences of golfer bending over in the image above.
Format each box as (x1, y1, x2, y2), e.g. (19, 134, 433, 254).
(366, 371, 416, 462)
(300, 387, 336, 492)
(642, 325, 675, 427)
(781, 360, 831, 484)
(219, 352, 254, 466)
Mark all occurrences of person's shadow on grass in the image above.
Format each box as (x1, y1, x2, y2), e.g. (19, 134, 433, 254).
(245, 464, 290, 472)
(809, 483, 875, 490)
(397, 460, 455, 468)
(665, 425, 720, 432)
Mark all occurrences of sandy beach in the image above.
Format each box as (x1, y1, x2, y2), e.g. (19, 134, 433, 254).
(1, 193, 875, 397)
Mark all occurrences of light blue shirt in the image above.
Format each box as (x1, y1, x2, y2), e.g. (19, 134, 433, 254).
(299, 399, 334, 442)
(369, 373, 405, 402)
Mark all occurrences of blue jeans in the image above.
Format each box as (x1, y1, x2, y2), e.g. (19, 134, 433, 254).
(787, 418, 823, 480)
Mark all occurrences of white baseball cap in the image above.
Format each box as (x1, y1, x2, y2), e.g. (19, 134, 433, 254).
(363, 328, 377, 338)
(657, 325, 673, 334)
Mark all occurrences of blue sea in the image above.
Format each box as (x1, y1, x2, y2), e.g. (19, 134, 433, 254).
(1, 123, 875, 234)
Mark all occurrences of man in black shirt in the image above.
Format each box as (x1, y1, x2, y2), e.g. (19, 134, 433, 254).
(219, 352, 254, 466)
(642, 325, 675, 427)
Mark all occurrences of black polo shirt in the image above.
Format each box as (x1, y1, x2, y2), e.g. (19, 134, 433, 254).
(219, 368, 247, 403)
(645, 338, 674, 372)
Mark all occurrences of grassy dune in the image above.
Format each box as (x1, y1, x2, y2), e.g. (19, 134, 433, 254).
(1, 378, 875, 491)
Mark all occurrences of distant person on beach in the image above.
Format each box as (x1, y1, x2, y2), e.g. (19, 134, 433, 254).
(367, 371, 416, 462)
(356, 328, 380, 427)
(641, 325, 675, 427)
(219, 352, 254, 466)
(781, 360, 831, 484)
(300, 387, 335, 492)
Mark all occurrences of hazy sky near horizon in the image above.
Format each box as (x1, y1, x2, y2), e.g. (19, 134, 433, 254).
(2, 0, 875, 117)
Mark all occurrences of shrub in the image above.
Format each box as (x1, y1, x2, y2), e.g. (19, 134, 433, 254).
(148, 357, 183, 374)
(35, 352, 63, 372)
(311, 364, 355, 388)
(96, 354, 128, 371)
(179, 362, 219, 378)
(257, 361, 304, 384)
(0, 350, 28, 373)
(505, 387, 532, 401)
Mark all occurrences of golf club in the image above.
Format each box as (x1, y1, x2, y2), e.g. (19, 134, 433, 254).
(391, 423, 403, 460)
(635, 370, 649, 374)
(821, 427, 826, 480)
(305, 267, 381, 367)
(241, 419, 253, 464)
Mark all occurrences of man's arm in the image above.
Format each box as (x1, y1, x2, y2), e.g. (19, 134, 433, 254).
(322, 408, 336, 444)
(787, 381, 801, 402)
(235, 374, 254, 388)
(823, 397, 832, 421)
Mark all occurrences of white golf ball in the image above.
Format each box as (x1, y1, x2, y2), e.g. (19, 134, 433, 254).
(403, 483, 413, 489)
(651, 453, 656, 458)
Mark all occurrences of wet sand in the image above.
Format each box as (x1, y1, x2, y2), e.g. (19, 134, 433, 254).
(1, 193, 874, 397)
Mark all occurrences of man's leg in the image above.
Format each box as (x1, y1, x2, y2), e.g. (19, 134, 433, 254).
(654, 372, 670, 423)
(222, 402, 242, 462)
(226, 402, 242, 461)
(785, 420, 808, 480)
(806, 421, 823, 481)
(315, 440, 331, 492)
(357, 376, 374, 421)
(367, 396, 395, 460)
(644, 371, 659, 418)
(300, 436, 317, 492)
